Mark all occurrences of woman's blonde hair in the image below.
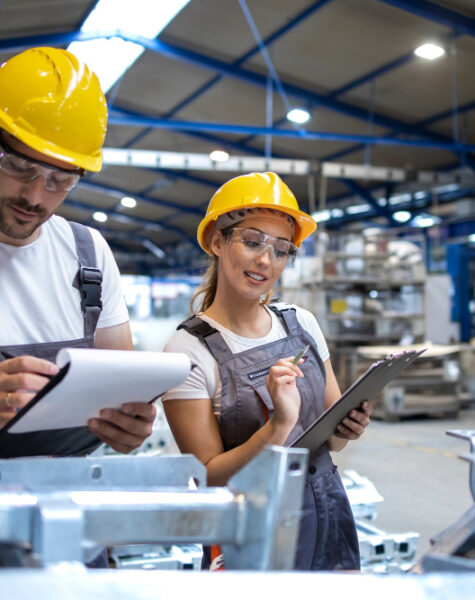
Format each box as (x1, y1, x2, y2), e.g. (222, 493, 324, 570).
(191, 254, 273, 313)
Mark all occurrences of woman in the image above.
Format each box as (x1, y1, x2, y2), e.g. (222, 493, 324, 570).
(163, 172, 371, 570)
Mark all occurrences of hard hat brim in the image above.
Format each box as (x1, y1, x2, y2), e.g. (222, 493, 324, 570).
(0, 113, 102, 172)
(198, 202, 317, 254)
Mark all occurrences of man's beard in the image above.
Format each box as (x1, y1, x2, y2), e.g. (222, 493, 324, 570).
(0, 197, 50, 240)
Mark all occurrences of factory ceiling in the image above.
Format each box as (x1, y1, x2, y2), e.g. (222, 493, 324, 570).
(0, 0, 474, 273)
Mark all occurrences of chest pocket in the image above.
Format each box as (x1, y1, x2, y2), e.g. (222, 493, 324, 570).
(251, 380, 274, 422)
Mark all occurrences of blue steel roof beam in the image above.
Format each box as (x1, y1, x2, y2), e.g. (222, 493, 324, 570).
(419, 100, 475, 127)
(107, 111, 475, 153)
(328, 52, 419, 99)
(66, 197, 197, 245)
(322, 98, 475, 162)
(324, 184, 475, 228)
(237, 50, 418, 146)
(339, 178, 398, 226)
(377, 0, 475, 37)
(115, 106, 265, 156)
(236, 48, 418, 147)
(116, 32, 454, 142)
(122, 0, 334, 149)
(0, 30, 452, 142)
(78, 180, 203, 216)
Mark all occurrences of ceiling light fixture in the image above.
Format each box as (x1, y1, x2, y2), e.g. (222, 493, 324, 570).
(286, 108, 311, 124)
(68, 0, 191, 93)
(121, 196, 137, 208)
(209, 150, 230, 162)
(93, 211, 108, 223)
(393, 210, 412, 223)
(311, 209, 331, 222)
(414, 43, 445, 61)
(411, 213, 440, 228)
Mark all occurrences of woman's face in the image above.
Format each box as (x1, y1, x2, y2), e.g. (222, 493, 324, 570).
(211, 212, 294, 301)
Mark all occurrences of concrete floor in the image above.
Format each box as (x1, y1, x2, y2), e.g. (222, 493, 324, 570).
(334, 405, 475, 560)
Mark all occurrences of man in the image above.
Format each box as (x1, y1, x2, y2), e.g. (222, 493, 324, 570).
(0, 46, 156, 457)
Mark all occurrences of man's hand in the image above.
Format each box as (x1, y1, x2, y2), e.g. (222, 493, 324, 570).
(88, 402, 157, 454)
(0, 356, 59, 427)
(335, 400, 372, 440)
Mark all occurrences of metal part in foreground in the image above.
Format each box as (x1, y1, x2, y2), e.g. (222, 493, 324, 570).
(412, 429, 475, 573)
(0, 447, 307, 570)
(446, 429, 475, 501)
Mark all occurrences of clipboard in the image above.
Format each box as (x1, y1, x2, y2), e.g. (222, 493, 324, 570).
(0, 348, 193, 458)
(291, 348, 426, 454)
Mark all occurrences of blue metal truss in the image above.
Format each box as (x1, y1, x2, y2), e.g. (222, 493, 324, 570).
(79, 180, 204, 216)
(323, 98, 475, 162)
(377, 0, 475, 37)
(0, 4, 473, 252)
(108, 110, 475, 152)
(339, 178, 398, 226)
(324, 184, 475, 229)
(0, 29, 455, 142)
(67, 195, 198, 246)
(123, 0, 334, 149)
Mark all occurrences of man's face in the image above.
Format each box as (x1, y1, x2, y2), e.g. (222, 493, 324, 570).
(0, 134, 80, 246)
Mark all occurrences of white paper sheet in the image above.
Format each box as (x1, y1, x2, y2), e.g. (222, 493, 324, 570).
(9, 348, 192, 433)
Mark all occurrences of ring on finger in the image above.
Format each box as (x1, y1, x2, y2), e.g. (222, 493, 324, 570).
(4, 392, 12, 408)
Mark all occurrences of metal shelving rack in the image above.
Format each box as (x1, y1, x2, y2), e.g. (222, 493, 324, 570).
(280, 231, 428, 391)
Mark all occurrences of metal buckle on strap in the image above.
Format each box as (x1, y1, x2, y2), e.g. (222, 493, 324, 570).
(78, 266, 103, 311)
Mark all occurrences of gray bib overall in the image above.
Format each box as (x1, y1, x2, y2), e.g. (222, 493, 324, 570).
(0, 221, 104, 459)
(179, 305, 360, 570)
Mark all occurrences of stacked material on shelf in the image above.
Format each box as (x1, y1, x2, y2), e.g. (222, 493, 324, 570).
(357, 343, 462, 421)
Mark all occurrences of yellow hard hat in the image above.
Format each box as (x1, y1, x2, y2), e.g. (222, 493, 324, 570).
(197, 172, 316, 254)
(0, 47, 107, 172)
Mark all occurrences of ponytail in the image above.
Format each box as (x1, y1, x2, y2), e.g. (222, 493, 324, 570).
(191, 256, 219, 313)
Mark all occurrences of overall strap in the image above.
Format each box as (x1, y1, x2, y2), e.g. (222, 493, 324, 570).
(267, 303, 301, 336)
(178, 316, 234, 362)
(69, 221, 103, 338)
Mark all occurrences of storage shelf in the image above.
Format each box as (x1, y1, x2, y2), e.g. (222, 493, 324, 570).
(326, 313, 425, 321)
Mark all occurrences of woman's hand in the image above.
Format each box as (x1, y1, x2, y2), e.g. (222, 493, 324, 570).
(0, 356, 59, 427)
(266, 356, 303, 430)
(335, 400, 372, 440)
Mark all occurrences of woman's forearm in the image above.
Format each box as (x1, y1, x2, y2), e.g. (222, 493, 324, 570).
(205, 418, 293, 486)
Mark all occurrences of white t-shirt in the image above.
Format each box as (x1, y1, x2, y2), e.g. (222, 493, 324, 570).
(0, 215, 129, 345)
(162, 303, 329, 418)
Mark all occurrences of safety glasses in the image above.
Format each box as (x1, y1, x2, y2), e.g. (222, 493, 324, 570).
(226, 227, 298, 265)
(0, 135, 84, 192)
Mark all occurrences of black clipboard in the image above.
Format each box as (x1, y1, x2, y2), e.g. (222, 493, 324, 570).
(291, 348, 425, 454)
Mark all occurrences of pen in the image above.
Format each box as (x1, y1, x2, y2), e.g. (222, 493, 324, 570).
(292, 344, 310, 365)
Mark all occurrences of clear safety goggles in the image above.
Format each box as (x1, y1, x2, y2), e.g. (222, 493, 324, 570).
(0, 135, 84, 192)
(226, 227, 298, 265)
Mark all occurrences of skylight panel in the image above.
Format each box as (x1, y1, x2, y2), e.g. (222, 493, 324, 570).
(68, 0, 191, 93)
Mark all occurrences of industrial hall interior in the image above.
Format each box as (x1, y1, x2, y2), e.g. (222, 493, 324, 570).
(0, 0, 474, 597)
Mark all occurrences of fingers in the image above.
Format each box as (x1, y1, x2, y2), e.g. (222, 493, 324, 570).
(336, 401, 372, 440)
(0, 356, 58, 402)
(0, 409, 18, 428)
(268, 359, 304, 380)
(88, 403, 156, 453)
(0, 391, 34, 411)
(0, 356, 59, 377)
(121, 402, 157, 421)
(1, 372, 52, 393)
